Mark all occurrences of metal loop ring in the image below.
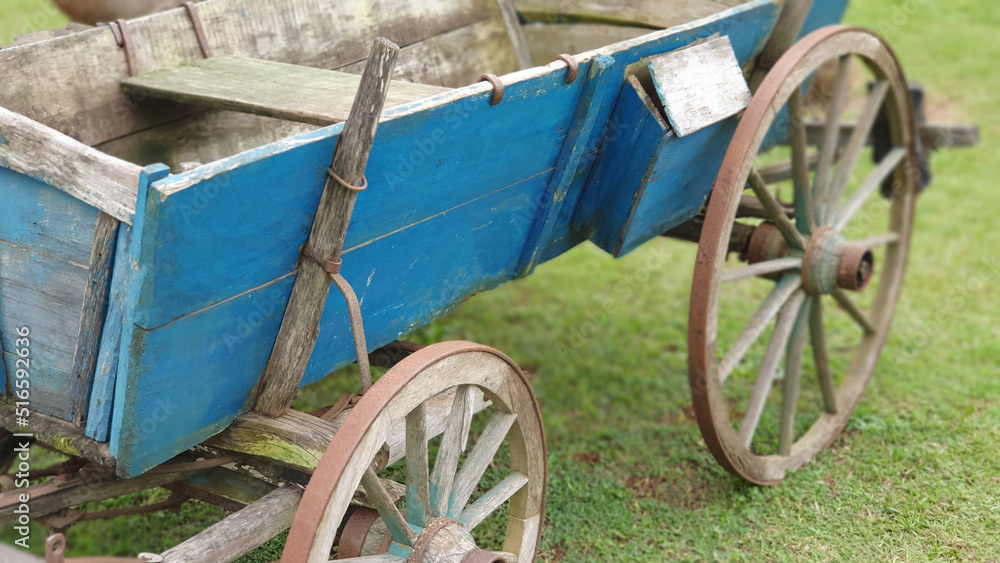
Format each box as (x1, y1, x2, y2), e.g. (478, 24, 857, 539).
(555, 54, 579, 84)
(183, 2, 213, 58)
(477, 74, 505, 106)
(302, 243, 343, 275)
(106, 19, 138, 76)
(327, 168, 368, 192)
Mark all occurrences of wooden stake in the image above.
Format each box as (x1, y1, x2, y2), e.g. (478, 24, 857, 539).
(254, 38, 399, 418)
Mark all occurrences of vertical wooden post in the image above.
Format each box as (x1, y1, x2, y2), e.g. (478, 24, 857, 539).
(254, 38, 400, 418)
(749, 0, 814, 91)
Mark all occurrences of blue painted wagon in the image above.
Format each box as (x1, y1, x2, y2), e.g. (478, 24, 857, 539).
(0, 0, 978, 560)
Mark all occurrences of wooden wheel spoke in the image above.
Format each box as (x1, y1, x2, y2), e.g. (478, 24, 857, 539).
(739, 290, 806, 447)
(779, 299, 810, 455)
(405, 404, 430, 526)
(810, 297, 838, 414)
(720, 275, 801, 383)
(834, 147, 907, 230)
(813, 55, 852, 222)
(832, 289, 877, 334)
(448, 411, 517, 517)
(749, 168, 807, 250)
(824, 81, 890, 224)
(361, 468, 417, 546)
(429, 385, 475, 517)
(722, 257, 802, 284)
(758, 153, 819, 186)
(338, 555, 408, 562)
(855, 232, 901, 249)
(788, 88, 817, 232)
(459, 472, 529, 531)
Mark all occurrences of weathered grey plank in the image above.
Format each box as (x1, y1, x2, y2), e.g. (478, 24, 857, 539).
(160, 486, 302, 563)
(67, 213, 119, 425)
(522, 23, 649, 64)
(123, 56, 450, 127)
(254, 39, 399, 417)
(647, 36, 752, 137)
(99, 17, 519, 171)
(497, 0, 534, 69)
(0, 0, 496, 147)
(0, 405, 114, 467)
(516, 0, 747, 28)
(0, 106, 141, 223)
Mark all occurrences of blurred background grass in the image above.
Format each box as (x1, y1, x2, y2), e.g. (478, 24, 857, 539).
(1, 0, 998, 560)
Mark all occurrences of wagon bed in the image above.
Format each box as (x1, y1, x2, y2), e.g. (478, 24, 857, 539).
(0, 0, 980, 559)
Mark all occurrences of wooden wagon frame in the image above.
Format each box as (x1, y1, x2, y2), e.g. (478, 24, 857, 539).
(0, 0, 977, 560)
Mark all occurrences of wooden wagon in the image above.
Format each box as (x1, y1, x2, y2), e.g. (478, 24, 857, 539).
(0, 0, 978, 560)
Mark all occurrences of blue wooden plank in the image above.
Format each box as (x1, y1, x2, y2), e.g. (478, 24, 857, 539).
(0, 166, 100, 265)
(136, 73, 584, 330)
(108, 164, 171, 464)
(109, 0, 783, 476)
(2, 352, 73, 418)
(86, 221, 137, 441)
(115, 174, 548, 476)
(573, 77, 669, 255)
(0, 166, 103, 420)
(538, 0, 781, 264)
(618, 119, 740, 255)
(516, 54, 617, 277)
(0, 242, 88, 377)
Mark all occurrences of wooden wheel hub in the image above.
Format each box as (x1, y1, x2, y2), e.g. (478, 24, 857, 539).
(802, 227, 874, 295)
(408, 517, 509, 563)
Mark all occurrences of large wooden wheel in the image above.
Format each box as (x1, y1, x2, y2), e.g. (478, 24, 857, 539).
(689, 27, 919, 484)
(282, 341, 547, 562)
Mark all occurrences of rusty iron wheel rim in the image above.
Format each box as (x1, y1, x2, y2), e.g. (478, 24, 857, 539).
(281, 341, 547, 562)
(689, 26, 918, 485)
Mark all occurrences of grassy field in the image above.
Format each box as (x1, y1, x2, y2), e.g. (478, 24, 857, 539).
(2, 1, 998, 561)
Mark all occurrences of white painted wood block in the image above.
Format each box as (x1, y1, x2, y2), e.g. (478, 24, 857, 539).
(647, 35, 752, 137)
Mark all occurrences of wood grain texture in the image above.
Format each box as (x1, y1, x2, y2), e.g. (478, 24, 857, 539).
(522, 23, 650, 65)
(106, 1, 782, 476)
(0, 166, 112, 421)
(0, 106, 141, 223)
(516, 54, 616, 276)
(516, 0, 748, 27)
(648, 36, 751, 137)
(0, 405, 114, 467)
(67, 213, 119, 425)
(160, 485, 302, 563)
(255, 38, 400, 418)
(100, 17, 520, 172)
(573, 74, 743, 257)
(497, 0, 534, 70)
(123, 56, 449, 127)
(0, 0, 496, 148)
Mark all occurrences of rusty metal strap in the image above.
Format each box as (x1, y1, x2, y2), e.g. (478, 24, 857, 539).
(302, 243, 343, 275)
(183, 2, 213, 58)
(555, 54, 579, 84)
(105, 19, 138, 76)
(477, 74, 505, 106)
(327, 167, 368, 192)
(331, 273, 374, 393)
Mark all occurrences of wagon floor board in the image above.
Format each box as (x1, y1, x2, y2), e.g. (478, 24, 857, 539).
(122, 57, 452, 127)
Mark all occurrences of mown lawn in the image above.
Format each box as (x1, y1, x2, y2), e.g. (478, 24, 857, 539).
(2, 1, 998, 561)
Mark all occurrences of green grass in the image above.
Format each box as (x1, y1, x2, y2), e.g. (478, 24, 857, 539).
(3, 1, 999, 561)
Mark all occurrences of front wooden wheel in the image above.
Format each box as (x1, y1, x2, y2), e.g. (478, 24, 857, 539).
(689, 27, 919, 484)
(282, 341, 547, 562)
